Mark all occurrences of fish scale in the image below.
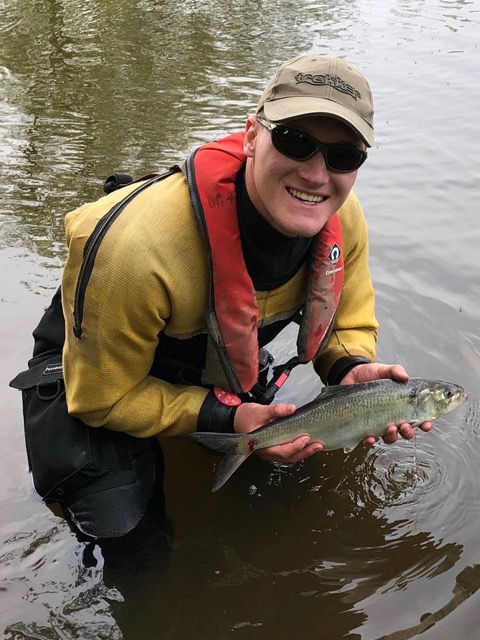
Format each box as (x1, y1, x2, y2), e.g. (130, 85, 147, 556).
(191, 378, 467, 491)
(268, 379, 431, 452)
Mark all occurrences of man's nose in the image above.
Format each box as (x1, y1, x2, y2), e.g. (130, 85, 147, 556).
(296, 150, 330, 182)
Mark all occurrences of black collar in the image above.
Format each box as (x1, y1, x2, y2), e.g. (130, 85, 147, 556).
(236, 168, 312, 291)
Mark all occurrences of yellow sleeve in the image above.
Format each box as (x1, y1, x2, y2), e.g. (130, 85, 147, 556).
(314, 191, 378, 382)
(62, 175, 209, 439)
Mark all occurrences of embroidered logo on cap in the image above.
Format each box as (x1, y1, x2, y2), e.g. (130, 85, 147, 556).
(295, 73, 361, 101)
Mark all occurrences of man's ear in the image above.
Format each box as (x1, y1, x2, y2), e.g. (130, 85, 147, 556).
(244, 116, 257, 157)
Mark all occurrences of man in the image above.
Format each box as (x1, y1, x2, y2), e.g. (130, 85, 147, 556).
(11, 54, 431, 545)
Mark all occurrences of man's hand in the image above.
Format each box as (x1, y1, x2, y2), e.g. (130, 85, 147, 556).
(341, 362, 433, 447)
(233, 401, 323, 463)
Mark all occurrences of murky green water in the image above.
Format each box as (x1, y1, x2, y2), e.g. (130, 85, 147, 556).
(2, 0, 480, 638)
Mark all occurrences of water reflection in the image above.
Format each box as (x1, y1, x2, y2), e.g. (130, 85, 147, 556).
(2, 0, 332, 258)
(0, 452, 466, 640)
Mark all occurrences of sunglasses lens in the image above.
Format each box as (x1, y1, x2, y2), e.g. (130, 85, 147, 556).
(270, 125, 366, 172)
(271, 128, 317, 160)
(326, 147, 365, 172)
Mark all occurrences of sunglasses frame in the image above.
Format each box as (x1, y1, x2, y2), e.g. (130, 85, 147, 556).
(256, 117, 367, 173)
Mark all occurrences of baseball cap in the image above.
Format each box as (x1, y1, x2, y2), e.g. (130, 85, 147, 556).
(255, 55, 374, 147)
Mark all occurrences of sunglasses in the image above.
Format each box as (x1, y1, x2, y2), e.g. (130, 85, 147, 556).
(256, 117, 367, 173)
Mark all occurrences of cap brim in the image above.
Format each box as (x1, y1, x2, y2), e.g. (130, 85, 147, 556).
(263, 97, 374, 147)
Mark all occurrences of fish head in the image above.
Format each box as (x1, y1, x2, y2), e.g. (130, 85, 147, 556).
(411, 379, 467, 420)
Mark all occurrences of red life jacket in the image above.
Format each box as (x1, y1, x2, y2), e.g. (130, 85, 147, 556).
(184, 132, 344, 395)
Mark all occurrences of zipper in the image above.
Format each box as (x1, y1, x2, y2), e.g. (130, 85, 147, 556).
(72, 172, 174, 338)
(185, 153, 208, 237)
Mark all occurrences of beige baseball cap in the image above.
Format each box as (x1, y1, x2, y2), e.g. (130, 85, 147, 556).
(255, 55, 374, 147)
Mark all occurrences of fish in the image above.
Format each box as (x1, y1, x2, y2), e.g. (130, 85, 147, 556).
(190, 378, 467, 492)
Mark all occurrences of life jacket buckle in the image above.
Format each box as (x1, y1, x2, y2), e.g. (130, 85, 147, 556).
(249, 365, 292, 405)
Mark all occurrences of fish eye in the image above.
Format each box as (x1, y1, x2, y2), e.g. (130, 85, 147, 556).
(444, 389, 453, 399)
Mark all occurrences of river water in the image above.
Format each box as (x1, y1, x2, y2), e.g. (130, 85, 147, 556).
(1, 0, 480, 638)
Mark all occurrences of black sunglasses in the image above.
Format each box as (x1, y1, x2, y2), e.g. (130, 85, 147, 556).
(256, 117, 367, 173)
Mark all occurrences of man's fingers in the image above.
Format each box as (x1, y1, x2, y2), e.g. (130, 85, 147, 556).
(256, 436, 323, 462)
(419, 421, 433, 432)
(397, 423, 415, 440)
(389, 364, 409, 381)
(269, 403, 296, 419)
(361, 435, 377, 448)
(256, 435, 310, 460)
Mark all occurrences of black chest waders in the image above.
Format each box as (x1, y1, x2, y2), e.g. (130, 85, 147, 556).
(9, 176, 172, 540)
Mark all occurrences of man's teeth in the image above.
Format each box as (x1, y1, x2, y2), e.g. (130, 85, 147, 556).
(288, 188, 324, 203)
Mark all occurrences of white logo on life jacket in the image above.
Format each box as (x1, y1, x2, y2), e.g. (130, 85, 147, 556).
(328, 243, 341, 265)
(326, 266, 343, 275)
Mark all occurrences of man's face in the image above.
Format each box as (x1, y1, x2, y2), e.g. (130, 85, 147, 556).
(243, 115, 365, 238)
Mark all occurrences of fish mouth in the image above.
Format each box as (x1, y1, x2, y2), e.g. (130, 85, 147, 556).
(287, 187, 326, 204)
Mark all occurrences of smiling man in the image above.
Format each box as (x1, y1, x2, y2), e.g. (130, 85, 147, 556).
(11, 54, 431, 547)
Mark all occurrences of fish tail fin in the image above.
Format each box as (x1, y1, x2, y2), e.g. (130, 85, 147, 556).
(190, 432, 251, 492)
(212, 449, 251, 492)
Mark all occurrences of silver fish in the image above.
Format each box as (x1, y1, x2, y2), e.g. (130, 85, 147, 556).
(191, 378, 467, 492)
